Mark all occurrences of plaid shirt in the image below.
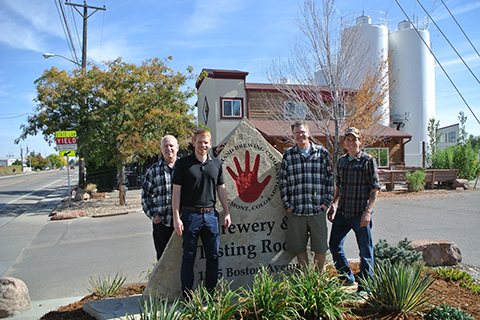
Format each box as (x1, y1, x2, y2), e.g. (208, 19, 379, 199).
(141, 159, 175, 227)
(280, 143, 334, 216)
(335, 151, 380, 218)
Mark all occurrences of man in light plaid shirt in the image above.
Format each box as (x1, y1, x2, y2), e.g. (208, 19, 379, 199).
(280, 120, 334, 270)
(142, 135, 179, 260)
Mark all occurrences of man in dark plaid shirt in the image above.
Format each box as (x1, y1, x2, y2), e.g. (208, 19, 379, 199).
(327, 127, 380, 292)
(142, 135, 179, 260)
(280, 120, 334, 271)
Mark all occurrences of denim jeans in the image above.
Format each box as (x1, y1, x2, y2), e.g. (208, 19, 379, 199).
(329, 213, 374, 285)
(180, 209, 220, 297)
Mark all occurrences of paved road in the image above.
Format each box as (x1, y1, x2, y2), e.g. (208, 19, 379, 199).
(341, 188, 480, 268)
(1, 180, 479, 318)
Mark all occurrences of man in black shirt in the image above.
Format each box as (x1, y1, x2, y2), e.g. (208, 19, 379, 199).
(172, 129, 231, 298)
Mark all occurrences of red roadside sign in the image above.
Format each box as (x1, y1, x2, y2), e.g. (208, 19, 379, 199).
(56, 137, 77, 144)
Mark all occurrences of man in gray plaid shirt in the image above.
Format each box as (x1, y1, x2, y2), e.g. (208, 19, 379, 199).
(142, 135, 179, 260)
(280, 120, 334, 270)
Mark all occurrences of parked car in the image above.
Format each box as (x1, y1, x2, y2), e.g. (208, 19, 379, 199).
(60, 166, 66, 170)
(44, 166, 50, 170)
(70, 165, 75, 169)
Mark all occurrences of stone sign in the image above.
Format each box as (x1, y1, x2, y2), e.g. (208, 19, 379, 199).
(144, 119, 296, 300)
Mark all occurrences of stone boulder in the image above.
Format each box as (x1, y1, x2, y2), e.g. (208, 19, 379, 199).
(0, 277, 32, 318)
(50, 210, 86, 220)
(452, 179, 469, 190)
(74, 187, 90, 201)
(411, 239, 462, 266)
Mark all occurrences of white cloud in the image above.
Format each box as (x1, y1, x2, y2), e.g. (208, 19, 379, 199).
(0, 0, 63, 52)
(183, 0, 242, 35)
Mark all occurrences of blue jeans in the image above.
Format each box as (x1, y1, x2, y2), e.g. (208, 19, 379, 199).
(180, 209, 220, 297)
(329, 213, 374, 285)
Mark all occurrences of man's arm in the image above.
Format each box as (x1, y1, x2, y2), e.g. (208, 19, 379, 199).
(172, 184, 183, 235)
(360, 188, 379, 227)
(217, 184, 231, 230)
(141, 169, 158, 220)
(327, 185, 340, 222)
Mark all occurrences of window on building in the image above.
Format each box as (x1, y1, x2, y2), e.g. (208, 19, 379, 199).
(220, 98, 243, 119)
(439, 133, 447, 143)
(448, 131, 456, 143)
(285, 101, 306, 119)
(363, 148, 389, 168)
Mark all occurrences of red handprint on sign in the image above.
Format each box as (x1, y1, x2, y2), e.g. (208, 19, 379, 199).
(227, 150, 272, 203)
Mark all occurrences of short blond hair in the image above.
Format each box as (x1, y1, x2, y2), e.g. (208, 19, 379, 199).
(193, 129, 211, 141)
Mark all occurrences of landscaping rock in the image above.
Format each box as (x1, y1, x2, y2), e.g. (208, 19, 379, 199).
(74, 188, 90, 201)
(0, 277, 32, 318)
(411, 239, 462, 266)
(50, 210, 86, 220)
(452, 179, 469, 190)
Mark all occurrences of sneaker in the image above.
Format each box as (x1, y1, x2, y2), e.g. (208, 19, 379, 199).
(355, 289, 368, 300)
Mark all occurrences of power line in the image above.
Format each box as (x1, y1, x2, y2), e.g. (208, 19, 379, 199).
(393, 0, 480, 126)
(440, 0, 480, 59)
(54, 0, 80, 65)
(0, 113, 29, 120)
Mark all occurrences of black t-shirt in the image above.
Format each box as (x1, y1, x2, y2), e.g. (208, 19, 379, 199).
(172, 154, 225, 208)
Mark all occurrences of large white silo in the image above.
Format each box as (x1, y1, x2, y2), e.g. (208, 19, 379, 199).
(341, 13, 390, 126)
(389, 19, 435, 167)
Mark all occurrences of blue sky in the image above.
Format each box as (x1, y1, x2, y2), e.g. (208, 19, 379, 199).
(1, 0, 479, 159)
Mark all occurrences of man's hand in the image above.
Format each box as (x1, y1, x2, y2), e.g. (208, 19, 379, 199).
(360, 210, 372, 227)
(152, 215, 162, 224)
(173, 217, 184, 236)
(318, 204, 328, 212)
(224, 213, 232, 231)
(327, 205, 336, 223)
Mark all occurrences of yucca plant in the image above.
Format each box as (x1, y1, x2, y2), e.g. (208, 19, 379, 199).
(288, 265, 351, 319)
(87, 272, 127, 298)
(238, 266, 297, 320)
(360, 261, 438, 313)
(182, 280, 240, 320)
(126, 295, 183, 320)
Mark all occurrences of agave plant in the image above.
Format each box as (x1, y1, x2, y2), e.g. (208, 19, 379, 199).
(360, 261, 439, 313)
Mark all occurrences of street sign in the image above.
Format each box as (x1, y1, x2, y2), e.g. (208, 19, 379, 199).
(60, 150, 76, 157)
(55, 131, 77, 138)
(56, 137, 77, 144)
(56, 144, 78, 151)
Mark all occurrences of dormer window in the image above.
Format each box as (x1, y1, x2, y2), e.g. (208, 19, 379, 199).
(220, 97, 243, 119)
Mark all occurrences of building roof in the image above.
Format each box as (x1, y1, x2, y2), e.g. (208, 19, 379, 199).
(250, 119, 412, 140)
(196, 69, 249, 89)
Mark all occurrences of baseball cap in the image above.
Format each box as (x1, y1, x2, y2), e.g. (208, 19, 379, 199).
(344, 127, 361, 139)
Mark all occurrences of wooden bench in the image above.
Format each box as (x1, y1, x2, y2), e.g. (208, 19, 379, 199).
(379, 169, 459, 190)
(424, 169, 459, 188)
(378, 170, 408, 190)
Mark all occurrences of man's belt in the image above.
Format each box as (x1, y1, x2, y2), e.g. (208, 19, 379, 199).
(181, 206, 215, 213)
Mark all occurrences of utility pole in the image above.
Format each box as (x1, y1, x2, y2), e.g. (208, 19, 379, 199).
(65, 1, 105, 187)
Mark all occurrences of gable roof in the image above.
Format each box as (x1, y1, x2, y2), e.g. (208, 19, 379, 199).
(196, 69, 249, 89)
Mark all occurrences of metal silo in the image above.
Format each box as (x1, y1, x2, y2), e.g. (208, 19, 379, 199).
(342, 12, 390, 126)
(389, 18, 435, 167)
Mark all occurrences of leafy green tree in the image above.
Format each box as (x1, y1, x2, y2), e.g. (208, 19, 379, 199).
(16, 57, 196, 204)
(427, 118, 440, 154)
(430, 144, 480, 180)
(12, 159, 22, 165)
(47, 154, 67, 168)
(458, 111, 468, 144)
(27, 153, 49, 170)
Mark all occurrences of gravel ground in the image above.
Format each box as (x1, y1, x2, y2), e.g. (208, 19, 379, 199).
(52, 188, 143, 217)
